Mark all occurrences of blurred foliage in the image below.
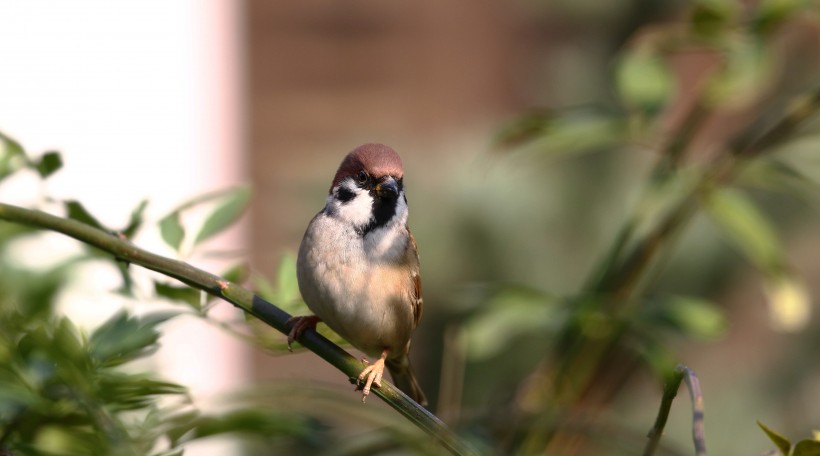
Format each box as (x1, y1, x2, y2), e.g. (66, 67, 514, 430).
(758, 420, 820, 456)
(453, 0, 820, 454)
(158, 186, 251, 256)
(4, 0, 820, 455)
(0, 134, 334, 455)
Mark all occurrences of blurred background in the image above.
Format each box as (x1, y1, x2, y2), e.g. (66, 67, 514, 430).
(1, 0, 820, 455)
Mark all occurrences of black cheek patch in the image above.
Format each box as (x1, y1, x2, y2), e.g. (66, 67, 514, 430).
(337, 186, 355, 203)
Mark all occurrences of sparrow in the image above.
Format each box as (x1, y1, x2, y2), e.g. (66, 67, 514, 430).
(288, 143, 428, 406)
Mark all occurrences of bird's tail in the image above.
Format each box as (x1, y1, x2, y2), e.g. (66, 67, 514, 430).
(386, 356, 428, 407)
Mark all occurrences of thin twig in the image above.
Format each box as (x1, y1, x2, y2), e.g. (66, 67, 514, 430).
(0, 202, 477, 456)
(681, 366, 706, 456)
(644, 364, 706, 456)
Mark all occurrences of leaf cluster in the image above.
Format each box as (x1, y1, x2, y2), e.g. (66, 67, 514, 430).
(460, 1, 820, 453)
(0, 135, 323, 455)
(759, 421, 820, 456)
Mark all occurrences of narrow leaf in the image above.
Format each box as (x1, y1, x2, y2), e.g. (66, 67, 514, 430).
(115, 259, 135, 296)
(0, 130, 26, 181)
(0, 130, 25, 155)
(758, 420, 792, 455)
(793, 439, 820, 456)
(64, 200, 107, 231)
(494, 111, 553, 151)
(34, 151, 63, 178)
(193, 185, 251, 245)
(275, 253, 300, 304)
(656, 296, 727, 340)
(222, 263, 250, 284)
(464, 287, 558, 360)
(184, 409, 308, 441)
(705, 188, 783, 271)
(121, 199, 149, 239)
(159, 211, 185, 251)
(737, 157, 820, 198)
(496, 107, 625, 159)
(251, 273, 277, 302)
(164, 410, 202, 446)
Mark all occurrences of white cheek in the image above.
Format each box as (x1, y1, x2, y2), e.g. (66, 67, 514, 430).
(328, 183, 373, 227)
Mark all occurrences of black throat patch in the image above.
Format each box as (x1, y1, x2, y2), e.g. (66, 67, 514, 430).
(357, 178, 403, 236)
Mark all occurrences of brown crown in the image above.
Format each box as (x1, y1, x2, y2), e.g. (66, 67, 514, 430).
(330, 143, 404, 191)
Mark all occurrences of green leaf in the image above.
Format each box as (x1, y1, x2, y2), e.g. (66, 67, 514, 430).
(114, 259, 135, 297)
(182, 409, 308, 442)
(222, 263, 250, 284)
(121, 199, 149, 239)
(656, 296, 727, 340)
(530, 111, 626, 159)
(64, 200, 107, 231)
(464, 287, 559, 360)
(97, 375, 187, 411)
(758, 420, 792, 455)
(793, 439, 820, 456)
(193, 185, 251, 245)
(159, 211, 185, 252)
(250, 254, 303, 316)
(155, 281, 200, 309)
(494, 111, 554, 151)
(616, 49, 674, 113)
(89, 310, 177, 367)
(705, 188, 783, 271)
(736, 157, 820, 199)
(635, 340, 679, 380)
(495, 106, 626, 160)
(0, 130, 26, 181)
(13, 265, 69, 318)
(251, 273, 277, 302)
(164, 410, 202, 446)
(33, 151, 63, 178)
(275, 253, 300, 305)
(690, 0, 738, 38)
(0, 130, 25, 155)
(754, 0, 808, 35)
(53, 317, 84, 361)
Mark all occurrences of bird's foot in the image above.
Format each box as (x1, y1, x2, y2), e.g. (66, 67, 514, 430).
(357, 349, 389, 403)
(285, 315, 321, 351)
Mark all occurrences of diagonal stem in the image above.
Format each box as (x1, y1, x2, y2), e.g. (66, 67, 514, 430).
(643, 364, 706, 456)
(0, 202, 477, 456)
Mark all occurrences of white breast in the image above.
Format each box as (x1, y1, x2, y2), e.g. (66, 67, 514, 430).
(296, 212, 415, 358)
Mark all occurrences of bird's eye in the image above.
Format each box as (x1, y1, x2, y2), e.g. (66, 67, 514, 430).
(356, 170, 370, 185)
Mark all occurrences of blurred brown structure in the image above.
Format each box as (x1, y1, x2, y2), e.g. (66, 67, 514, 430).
(245, 2, 549, 386)
(246, 2, 546, 255)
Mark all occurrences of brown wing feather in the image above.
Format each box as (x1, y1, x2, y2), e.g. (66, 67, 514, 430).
(407, 229, 423, 327)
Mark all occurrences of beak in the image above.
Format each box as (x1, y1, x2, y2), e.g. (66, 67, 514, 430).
(375, 176, 399, 199)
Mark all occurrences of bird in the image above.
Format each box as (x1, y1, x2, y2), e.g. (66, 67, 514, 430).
(288, 143, 428, 406)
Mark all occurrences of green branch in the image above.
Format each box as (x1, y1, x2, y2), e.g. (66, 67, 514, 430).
(643, 364, 706, 456)
(0, 202, 476, 456)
